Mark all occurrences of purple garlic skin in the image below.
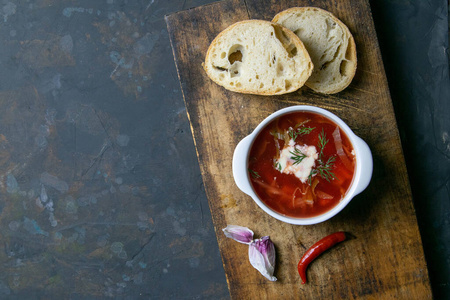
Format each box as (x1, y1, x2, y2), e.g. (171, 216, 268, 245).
(222, 225, 254, 245)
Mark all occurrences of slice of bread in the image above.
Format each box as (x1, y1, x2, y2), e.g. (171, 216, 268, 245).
(273, 7, 357, 94)
(203, 20, 313, 95)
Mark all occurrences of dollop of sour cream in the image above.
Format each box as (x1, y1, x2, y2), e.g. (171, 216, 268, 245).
(275, 139, 318, 183)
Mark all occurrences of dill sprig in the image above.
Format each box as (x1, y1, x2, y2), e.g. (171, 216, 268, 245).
(308, 130, 337, 184)
(248, 169, 261, 179)
(274, 162, 282, 171)
(288, 126, 315, 142)
(317, 128, 328, 157)
(313, 156, 337, 182)
(290, 148, 307, 165)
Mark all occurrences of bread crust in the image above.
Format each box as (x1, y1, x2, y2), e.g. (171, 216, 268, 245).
(203, 20, 313, 96)
(273, 7, 357, 94)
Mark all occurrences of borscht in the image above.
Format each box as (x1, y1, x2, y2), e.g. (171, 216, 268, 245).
(248, 111, 356, 218)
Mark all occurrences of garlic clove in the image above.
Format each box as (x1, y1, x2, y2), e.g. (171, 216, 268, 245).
(248, 236, 277, 281)
(222, 225, 254, 245)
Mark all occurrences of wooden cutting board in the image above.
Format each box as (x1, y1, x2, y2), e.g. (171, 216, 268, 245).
(165, 0, 432, 298)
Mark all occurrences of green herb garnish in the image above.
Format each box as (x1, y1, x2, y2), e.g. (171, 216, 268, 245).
(311, 156, 337, 182)
(317, 128, 328, 157)
(248, 169, 261, 179)
(288, 126, 315, 142)
(275, 162, 282, 171)
(290, 148, 307, 165)
(308, 130, 337, 184)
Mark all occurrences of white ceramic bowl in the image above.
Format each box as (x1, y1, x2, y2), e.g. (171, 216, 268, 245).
(232, 105, 373, 225)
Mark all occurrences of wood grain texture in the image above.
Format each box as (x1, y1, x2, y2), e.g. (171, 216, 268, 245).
(166, 0, 432, 298)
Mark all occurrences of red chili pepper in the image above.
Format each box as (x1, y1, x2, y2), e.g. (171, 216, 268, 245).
(297, 231, 347, 284)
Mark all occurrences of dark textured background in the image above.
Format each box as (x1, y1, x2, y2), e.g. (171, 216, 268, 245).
(0, 0, 447, 299)
(371, 1, 449, 298)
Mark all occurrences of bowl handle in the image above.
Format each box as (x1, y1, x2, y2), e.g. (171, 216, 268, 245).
(354, 136, 373, 195)
(232, 135, 253, 195)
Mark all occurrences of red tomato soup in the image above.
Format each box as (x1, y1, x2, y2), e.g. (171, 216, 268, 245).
(248, 111, 356, 218)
